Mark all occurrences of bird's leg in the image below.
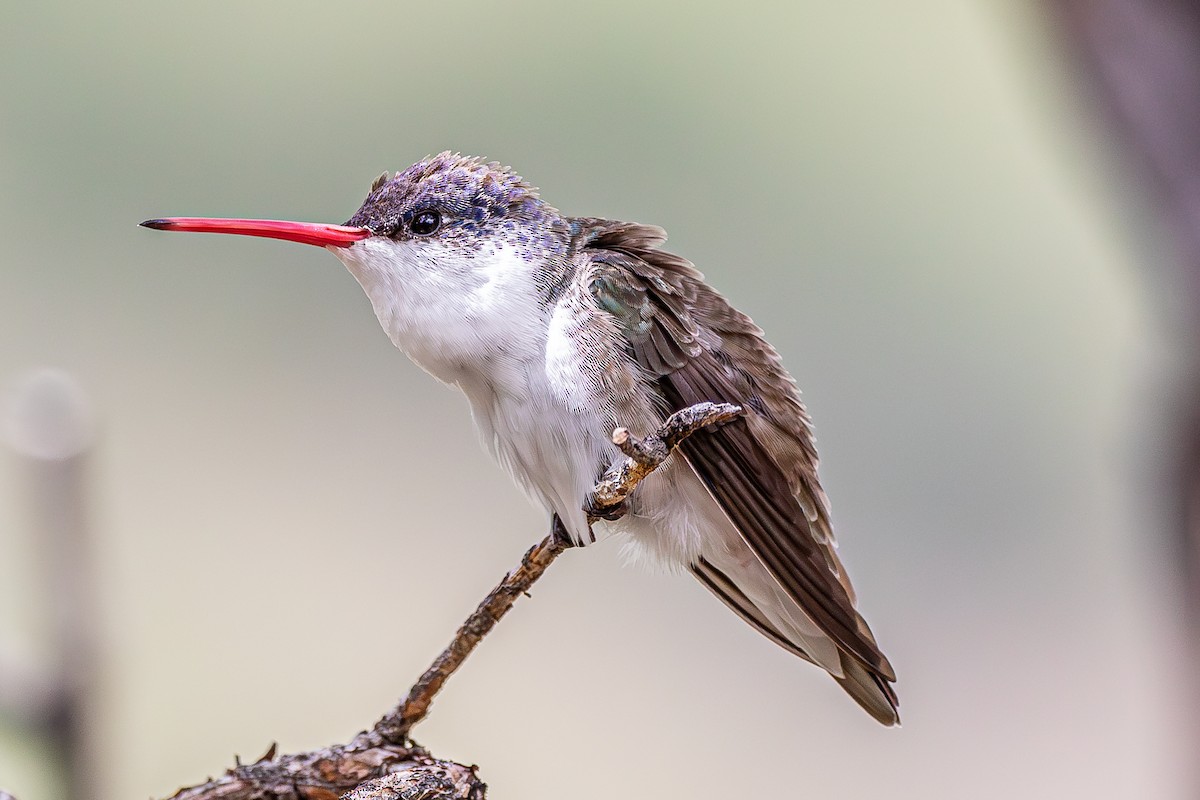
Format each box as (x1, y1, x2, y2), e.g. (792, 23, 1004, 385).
(550, 513, 579, 548)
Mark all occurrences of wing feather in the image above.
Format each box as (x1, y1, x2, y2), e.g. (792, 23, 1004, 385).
(692, 557, 814, 662)
(579, 219, 896, 689)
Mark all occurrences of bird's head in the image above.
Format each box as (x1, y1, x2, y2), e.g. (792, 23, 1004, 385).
(142, 154, 571, 375)
(143, 152, 564, 265)
(345, 152, 561, 253)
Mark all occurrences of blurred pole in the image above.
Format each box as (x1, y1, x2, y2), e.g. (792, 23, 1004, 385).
(2, 370, 99, 800)
(1047, 0, 1200, 784)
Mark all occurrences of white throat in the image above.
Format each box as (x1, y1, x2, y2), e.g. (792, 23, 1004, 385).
(331, 237, 548, 388)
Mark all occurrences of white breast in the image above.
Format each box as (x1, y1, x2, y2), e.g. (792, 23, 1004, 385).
(332, 237, 614, 542)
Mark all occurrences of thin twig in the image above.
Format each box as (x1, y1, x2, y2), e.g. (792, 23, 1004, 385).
(371, 531, 568, 744)
(159, 401, 741, 800)
(375, 401, 743, 742)
(589, 401, 744, 515)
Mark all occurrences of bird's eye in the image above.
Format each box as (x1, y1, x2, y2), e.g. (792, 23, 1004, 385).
(409, 210, 441, 236)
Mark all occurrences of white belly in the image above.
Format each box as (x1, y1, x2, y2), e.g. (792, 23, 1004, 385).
(460, 368, 618, 544)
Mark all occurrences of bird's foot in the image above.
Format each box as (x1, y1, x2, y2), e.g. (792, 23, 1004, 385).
(583, 494, 628, 522)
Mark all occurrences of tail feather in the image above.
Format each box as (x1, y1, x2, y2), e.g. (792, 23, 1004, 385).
(834, 653, 900, 726)
(693, 556, 899, 725)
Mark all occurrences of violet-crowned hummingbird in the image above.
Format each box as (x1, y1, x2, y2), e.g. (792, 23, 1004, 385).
(141, 153, 898, 724)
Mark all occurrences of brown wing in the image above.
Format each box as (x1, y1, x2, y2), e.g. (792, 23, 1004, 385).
(577, 218, 896, 686)
(692, 557, 814, 662)
(693, 556, 899, 725)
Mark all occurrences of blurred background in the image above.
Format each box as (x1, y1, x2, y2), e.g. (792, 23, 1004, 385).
(0, 1, 1192, 798)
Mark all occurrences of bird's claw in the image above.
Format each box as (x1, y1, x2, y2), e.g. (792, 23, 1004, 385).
(583, 496, 628, 522)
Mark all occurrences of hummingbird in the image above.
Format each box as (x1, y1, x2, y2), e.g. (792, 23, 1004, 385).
(141, 152, 899, 724)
